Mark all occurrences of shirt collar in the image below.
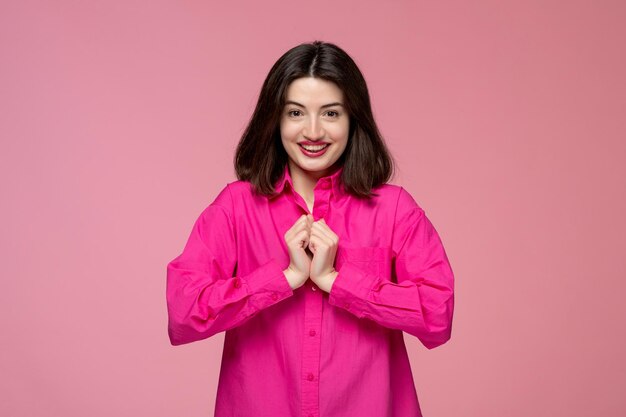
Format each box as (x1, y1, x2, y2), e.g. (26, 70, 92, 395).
(272, 162, 345, 199)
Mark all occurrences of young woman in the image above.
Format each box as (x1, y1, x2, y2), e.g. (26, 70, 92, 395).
(166, 40, 455, 417)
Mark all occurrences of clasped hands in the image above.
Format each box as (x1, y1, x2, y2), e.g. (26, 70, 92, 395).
(283, 214, 339, 293)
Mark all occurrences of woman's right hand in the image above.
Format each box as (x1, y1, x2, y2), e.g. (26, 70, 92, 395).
(283, 214, 314, 290)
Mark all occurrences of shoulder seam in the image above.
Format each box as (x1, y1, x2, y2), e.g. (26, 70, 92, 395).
(394, 187, 426, 260)
(396, 207, 425, 260)
(224, 183, 238, 249)
(196, 203, 233, 254)
(391, 187, 404, 259)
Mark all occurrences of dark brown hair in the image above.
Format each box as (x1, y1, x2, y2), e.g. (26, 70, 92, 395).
(234, 40, 396, 198)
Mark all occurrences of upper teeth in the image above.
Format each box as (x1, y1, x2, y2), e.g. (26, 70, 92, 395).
(301, 144, 329, 151)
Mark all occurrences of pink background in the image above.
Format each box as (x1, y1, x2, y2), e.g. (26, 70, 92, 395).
(1, 1, 625, 416)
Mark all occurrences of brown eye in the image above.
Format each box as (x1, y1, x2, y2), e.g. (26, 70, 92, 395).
(326, 110, 339, 117)
(288, 110, 302, 117)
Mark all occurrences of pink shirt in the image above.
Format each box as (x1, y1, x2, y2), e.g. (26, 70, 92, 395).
(166, 162, 455, 417)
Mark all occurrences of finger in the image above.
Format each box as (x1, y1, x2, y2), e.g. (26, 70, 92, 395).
(285, 218, 310, 241)
(298, 215, 310, 228)
(298, 216, 312, 232)
(314, 220, 339, 244)
(310, 228, 334, 249)
(295, 229, 310, 249)
(311, 221, 334, 240)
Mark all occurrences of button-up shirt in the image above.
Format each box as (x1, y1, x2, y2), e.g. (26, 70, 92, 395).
(166, 162, 455, 417)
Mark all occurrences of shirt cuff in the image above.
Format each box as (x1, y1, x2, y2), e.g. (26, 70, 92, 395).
(328, 261, 378, 317)
(242, 258, 294, 310)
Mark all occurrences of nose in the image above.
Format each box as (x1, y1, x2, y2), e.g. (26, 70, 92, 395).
(303, 117, 325, 140)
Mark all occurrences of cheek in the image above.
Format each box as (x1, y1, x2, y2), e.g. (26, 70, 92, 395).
(280, 121, 300, 140)
(328, 121, 350, 141)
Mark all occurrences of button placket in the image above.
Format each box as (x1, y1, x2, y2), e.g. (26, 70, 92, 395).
(312, 186, 330, 220)
(301, 268, 323, 416)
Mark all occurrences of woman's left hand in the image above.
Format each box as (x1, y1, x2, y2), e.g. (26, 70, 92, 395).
(307, 218, 339, 293)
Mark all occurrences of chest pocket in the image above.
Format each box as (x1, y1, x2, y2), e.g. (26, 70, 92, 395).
(335, 245, 393, 280)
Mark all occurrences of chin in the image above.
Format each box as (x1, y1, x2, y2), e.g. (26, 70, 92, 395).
(301, 161, 337, 175)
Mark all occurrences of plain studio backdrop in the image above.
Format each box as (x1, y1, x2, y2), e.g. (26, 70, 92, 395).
(1, 1, 624, 416)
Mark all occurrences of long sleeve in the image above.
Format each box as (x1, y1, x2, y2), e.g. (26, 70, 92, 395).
(328, 187, 455, 349)
(166, 185, 294, 346)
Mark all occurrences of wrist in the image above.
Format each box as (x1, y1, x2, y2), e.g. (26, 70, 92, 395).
(316, 270, 338, 293)
(283, 267, 305, 290)
(328, 270, 338, 292)
(283, 268, 295, 289)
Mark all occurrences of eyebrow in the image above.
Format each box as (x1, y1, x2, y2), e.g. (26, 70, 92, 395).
(284, 100, 344, 109)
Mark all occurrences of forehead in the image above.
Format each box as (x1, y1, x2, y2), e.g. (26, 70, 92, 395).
(285, 77, 344, 103)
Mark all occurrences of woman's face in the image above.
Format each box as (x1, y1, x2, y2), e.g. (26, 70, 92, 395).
(280, 77, 350, 178)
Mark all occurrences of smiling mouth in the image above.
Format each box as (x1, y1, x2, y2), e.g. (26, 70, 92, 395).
(298, 143, 330, 152)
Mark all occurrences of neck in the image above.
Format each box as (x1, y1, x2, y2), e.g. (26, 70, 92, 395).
(288, 161, 337, 202)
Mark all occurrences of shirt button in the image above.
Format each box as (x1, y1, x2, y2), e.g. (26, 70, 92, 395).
(311, 285, 317, 291)
(307, 373, 314, 381)
(309, 329, 316, 337)
(233, 279, 241, 288)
